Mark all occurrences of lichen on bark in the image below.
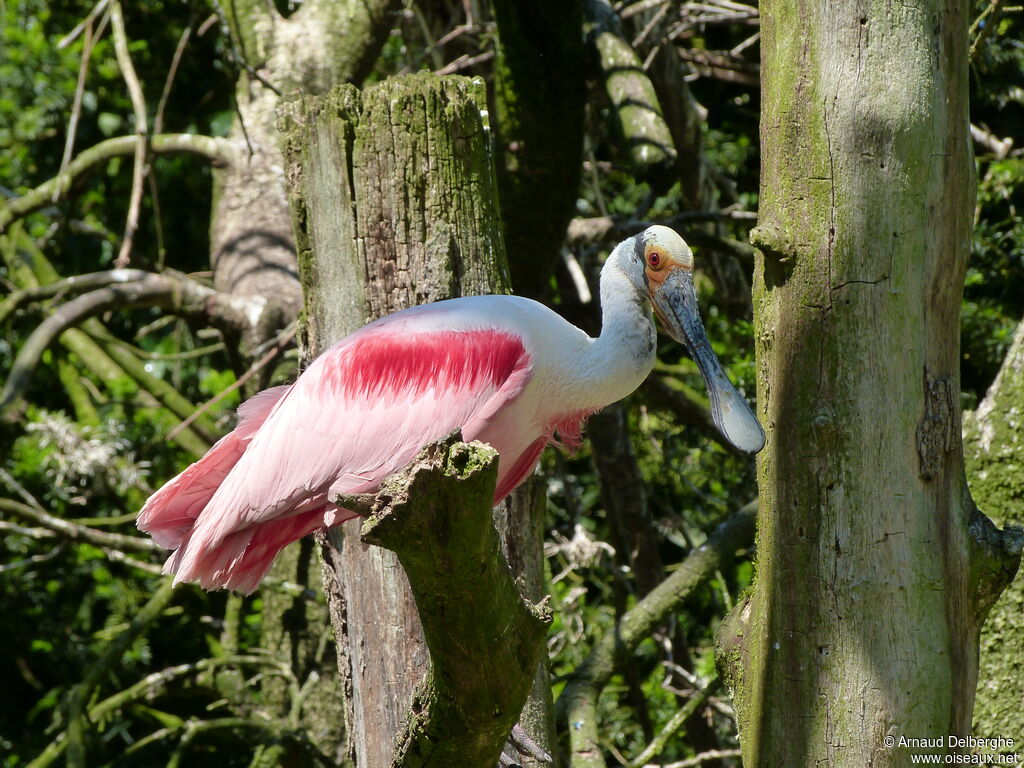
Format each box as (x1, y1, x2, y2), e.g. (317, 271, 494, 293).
(963, 321, 1024, 749)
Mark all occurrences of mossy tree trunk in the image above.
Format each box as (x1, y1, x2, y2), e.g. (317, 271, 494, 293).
(280, 73, 551, 766)
(718, 1, 1021, 766)
(212, 0, 398, 359)
(963, 322, 1024, 750)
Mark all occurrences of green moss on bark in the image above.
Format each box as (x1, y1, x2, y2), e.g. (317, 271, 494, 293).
(731, 1, 991, 765)
(964, 322, 1024, 749)
(281, 73, 539, 767)
(350, 435, 550, 768)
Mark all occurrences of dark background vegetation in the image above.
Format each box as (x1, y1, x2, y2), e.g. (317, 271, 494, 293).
(1, 0, 1021, 764)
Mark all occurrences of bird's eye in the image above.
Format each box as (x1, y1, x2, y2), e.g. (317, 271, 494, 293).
(646, 248, 666, 270)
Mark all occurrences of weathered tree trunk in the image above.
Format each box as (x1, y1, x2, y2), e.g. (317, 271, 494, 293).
(207, 3, 399, 762)
(718, 2, 1020, 766)
(212, 0, 398, 361)
(280, 74, 550, 766)
(344, 433, 550, 767)
(963, 322, 1024, 750)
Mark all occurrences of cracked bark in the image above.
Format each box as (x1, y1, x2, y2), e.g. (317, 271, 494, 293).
(721, 2, 1020, 766)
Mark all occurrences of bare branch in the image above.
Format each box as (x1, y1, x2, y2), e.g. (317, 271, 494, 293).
(677, 47, 759, 86)
(433, 50, 495, 75)
(0, 268, 152, 324)
(561, 248, 593, 305)
(0, 466, 48, 510)
(154, 20, 192, 136)
(65, 579, 177, 768)
(165, 322, 296, 441)
(641, 749, 743, 768)
(110, 2, 149, 268)
(626, 677, 721, 767)
(0, 269, 267, 415)
(0, 545, 64, 573)
(57, 0, 112, 48)
(55, 3, 112, 202)
(0, 497, 162, 554)
(971, 123, 1014, 158)
(559, 502, 756, 768)
(1, 134, 235, 233)
(0, 520, 57, 539)
(566, 210, 758, 247)
(149, 18, 194, 268)
(971, 0, 1005, 60)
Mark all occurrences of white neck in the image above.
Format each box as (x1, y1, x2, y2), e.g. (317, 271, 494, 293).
(576, 254, 657, 410)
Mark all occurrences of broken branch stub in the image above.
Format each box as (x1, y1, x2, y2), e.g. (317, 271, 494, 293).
(331, 432, 551, 768)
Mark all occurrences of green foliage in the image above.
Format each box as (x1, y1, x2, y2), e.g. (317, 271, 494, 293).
(0, 0, 1020, 765)
(963, 155, 1024, 403)
(0, 2, 87, 187)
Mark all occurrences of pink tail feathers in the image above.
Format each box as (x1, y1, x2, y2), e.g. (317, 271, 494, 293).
(136, 432, 247, 550)
(164, 507, 339, 593)
(137, 385, 333, 593)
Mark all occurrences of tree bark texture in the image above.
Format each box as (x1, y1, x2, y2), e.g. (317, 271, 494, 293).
(280, 73, 549, 766)
(209, 4, 400, 760)
(495, 475, 558, 765)
(719, 1, 1019, 766)
(211, 0, 399, 358)
(347, 434, 550, 767)
(963, 322, 1024, 750)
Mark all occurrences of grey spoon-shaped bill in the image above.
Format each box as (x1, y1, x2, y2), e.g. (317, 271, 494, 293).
(651, 270, 766, 454)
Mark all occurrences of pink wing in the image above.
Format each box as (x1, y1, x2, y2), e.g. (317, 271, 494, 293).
(137, 384, 290, 549)
(149, 319, 534, 592)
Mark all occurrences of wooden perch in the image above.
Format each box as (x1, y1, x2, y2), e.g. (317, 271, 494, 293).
(331, 432, 551, 768)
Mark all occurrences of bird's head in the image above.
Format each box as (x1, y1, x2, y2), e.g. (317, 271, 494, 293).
(622, 225, 765, 454)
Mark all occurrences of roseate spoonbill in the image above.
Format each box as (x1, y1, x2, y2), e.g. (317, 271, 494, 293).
(138, 226, 764, 592)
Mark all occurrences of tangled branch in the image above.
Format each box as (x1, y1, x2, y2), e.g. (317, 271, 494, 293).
(0, 133, 235, 233)
(0, 268, 271, 416)
(558, 501, 756, 768)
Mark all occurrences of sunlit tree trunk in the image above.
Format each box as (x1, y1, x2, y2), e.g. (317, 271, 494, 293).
(212, 0, 397, 357)
(963, 322, 1024, 751)
(281, 73, 551, 765)
(205, 6, 400, 763)
(717, 1, 1020, 765)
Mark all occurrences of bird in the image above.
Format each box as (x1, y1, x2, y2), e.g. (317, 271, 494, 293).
(137, 225, 765, 592)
